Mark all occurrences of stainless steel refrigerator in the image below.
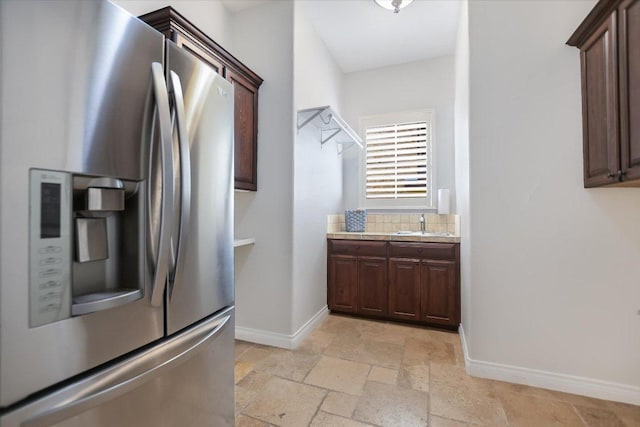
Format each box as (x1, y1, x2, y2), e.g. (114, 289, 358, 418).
(0, 0, 235, 425)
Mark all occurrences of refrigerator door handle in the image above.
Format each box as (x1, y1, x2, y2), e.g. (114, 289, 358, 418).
(20, 311, 232, 427)
(167, 70, 191, 292)
(149, 62, 175, 307)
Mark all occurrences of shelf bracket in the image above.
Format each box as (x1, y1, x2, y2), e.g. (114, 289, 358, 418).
(296, 105, 363, 153)
(297, 109, 324, 130)
(320, 128, 341, 146)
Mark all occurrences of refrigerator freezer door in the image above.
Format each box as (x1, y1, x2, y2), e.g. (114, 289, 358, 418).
(0, 307, 235, 427)
(165, 42, 234, 335)
(0, 0, 165, 406)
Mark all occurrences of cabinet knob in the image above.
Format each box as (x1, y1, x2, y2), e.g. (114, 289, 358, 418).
(618, 170, 628, 180)
(607, 172, 616, 179)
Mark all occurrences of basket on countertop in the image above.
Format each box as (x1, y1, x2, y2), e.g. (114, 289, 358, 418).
(344, 209, 366, 232)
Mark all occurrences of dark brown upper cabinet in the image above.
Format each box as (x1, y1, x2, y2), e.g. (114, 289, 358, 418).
(139, 7, 263, 191)
(568, 0, 640, 187)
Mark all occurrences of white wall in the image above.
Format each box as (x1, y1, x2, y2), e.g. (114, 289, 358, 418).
(342, 57, 456, 211)
(113, 0, 231, 48)
(232, 1, 295, 337)
(294, 4, 343, 113)
(453, 0, 471, 337)
(465, 0, 640, 403)
(291, 5, 344, 334)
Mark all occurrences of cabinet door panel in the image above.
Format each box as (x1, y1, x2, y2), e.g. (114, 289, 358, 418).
(388, 258, 420, 321)
(357, 257, 387, 318)
(421, 260, 456, 326)
(226, 69, 258, 191)
(328, 255, 357, 313)
(620, 0, 640, 181)
(580, 13, 619, 187)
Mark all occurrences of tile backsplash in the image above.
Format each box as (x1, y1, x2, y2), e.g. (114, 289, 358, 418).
(327, 213, 459, 235)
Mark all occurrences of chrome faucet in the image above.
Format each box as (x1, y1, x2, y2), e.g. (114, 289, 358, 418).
(419, 214, 425, 233)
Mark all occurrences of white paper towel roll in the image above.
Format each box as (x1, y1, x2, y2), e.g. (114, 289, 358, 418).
(437, 189, 450, 214)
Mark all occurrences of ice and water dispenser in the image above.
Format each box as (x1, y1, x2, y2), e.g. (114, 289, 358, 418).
(29, 169, 146, 327)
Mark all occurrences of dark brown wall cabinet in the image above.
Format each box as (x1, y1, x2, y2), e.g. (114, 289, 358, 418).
(327, 240, 460, 329)
(568, 0, 640, 187)
(140, 7, 263, 191)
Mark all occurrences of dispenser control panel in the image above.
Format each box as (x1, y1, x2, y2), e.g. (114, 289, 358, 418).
(29, 169, 72, 327)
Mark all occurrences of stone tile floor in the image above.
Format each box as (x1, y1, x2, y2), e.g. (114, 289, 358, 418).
(234, 314, 640, 427)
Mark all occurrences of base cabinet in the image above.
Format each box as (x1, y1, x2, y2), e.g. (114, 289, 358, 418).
(421, 260, 457, 326)
(357, 257, 387, 317)
(328, 255, 357, 313)
(388, 258, 420, 321)
(328, 239, 460, 329)
(327, 241, 387, 318)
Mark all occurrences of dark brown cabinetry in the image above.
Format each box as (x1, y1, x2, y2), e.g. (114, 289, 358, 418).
(328, 255, 357, 313)
(388, 243, 460, 328)
(357, 257, 387, 317)
(421, 260, 457, 326)
(327, 239, 460, 329)
(226, 69, 259, 190)
(139, 7, 263, 191)
(327, 240, 387, 318)
(388, 258, 420, 321)
(568, 0, 640, 187)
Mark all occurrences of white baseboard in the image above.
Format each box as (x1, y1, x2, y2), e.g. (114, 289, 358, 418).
(234, 325, 293, 349)
(235, 306, 329, 350)
(291, 305, 330, 348)
(458, 325, 640, 405)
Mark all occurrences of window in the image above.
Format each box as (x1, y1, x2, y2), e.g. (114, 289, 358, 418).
(360, 110, 434, 208)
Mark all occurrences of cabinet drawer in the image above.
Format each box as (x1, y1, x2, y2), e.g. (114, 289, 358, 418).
(329, 240, 387, 257)
(388, 242, 457, 260)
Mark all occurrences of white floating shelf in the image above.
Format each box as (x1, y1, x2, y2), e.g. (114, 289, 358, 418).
(297, 106, 363, 154)
(233, 238, 256, 248)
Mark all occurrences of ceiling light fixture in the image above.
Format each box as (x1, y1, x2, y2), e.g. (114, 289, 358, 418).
(374, 0, 414, 14)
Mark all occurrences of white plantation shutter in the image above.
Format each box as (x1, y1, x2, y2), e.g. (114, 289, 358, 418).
(365, 119, 431, 200)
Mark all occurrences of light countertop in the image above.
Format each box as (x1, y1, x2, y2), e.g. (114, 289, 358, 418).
(327, 232, 460, 243)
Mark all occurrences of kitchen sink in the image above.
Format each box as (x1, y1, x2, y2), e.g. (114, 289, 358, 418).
(393, 231, 452, 237)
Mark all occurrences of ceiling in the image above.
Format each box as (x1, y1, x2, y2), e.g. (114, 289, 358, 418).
(221, 0, 461, 74)
(221, 0, 269, 13)
(299, 0, 461, 73)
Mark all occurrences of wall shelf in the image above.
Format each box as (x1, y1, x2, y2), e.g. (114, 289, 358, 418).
(297, 106, 363, 154)
(233, 238, 256, 248)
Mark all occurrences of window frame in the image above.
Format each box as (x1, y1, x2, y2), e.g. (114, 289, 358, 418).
(358, 109, 436, 210)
